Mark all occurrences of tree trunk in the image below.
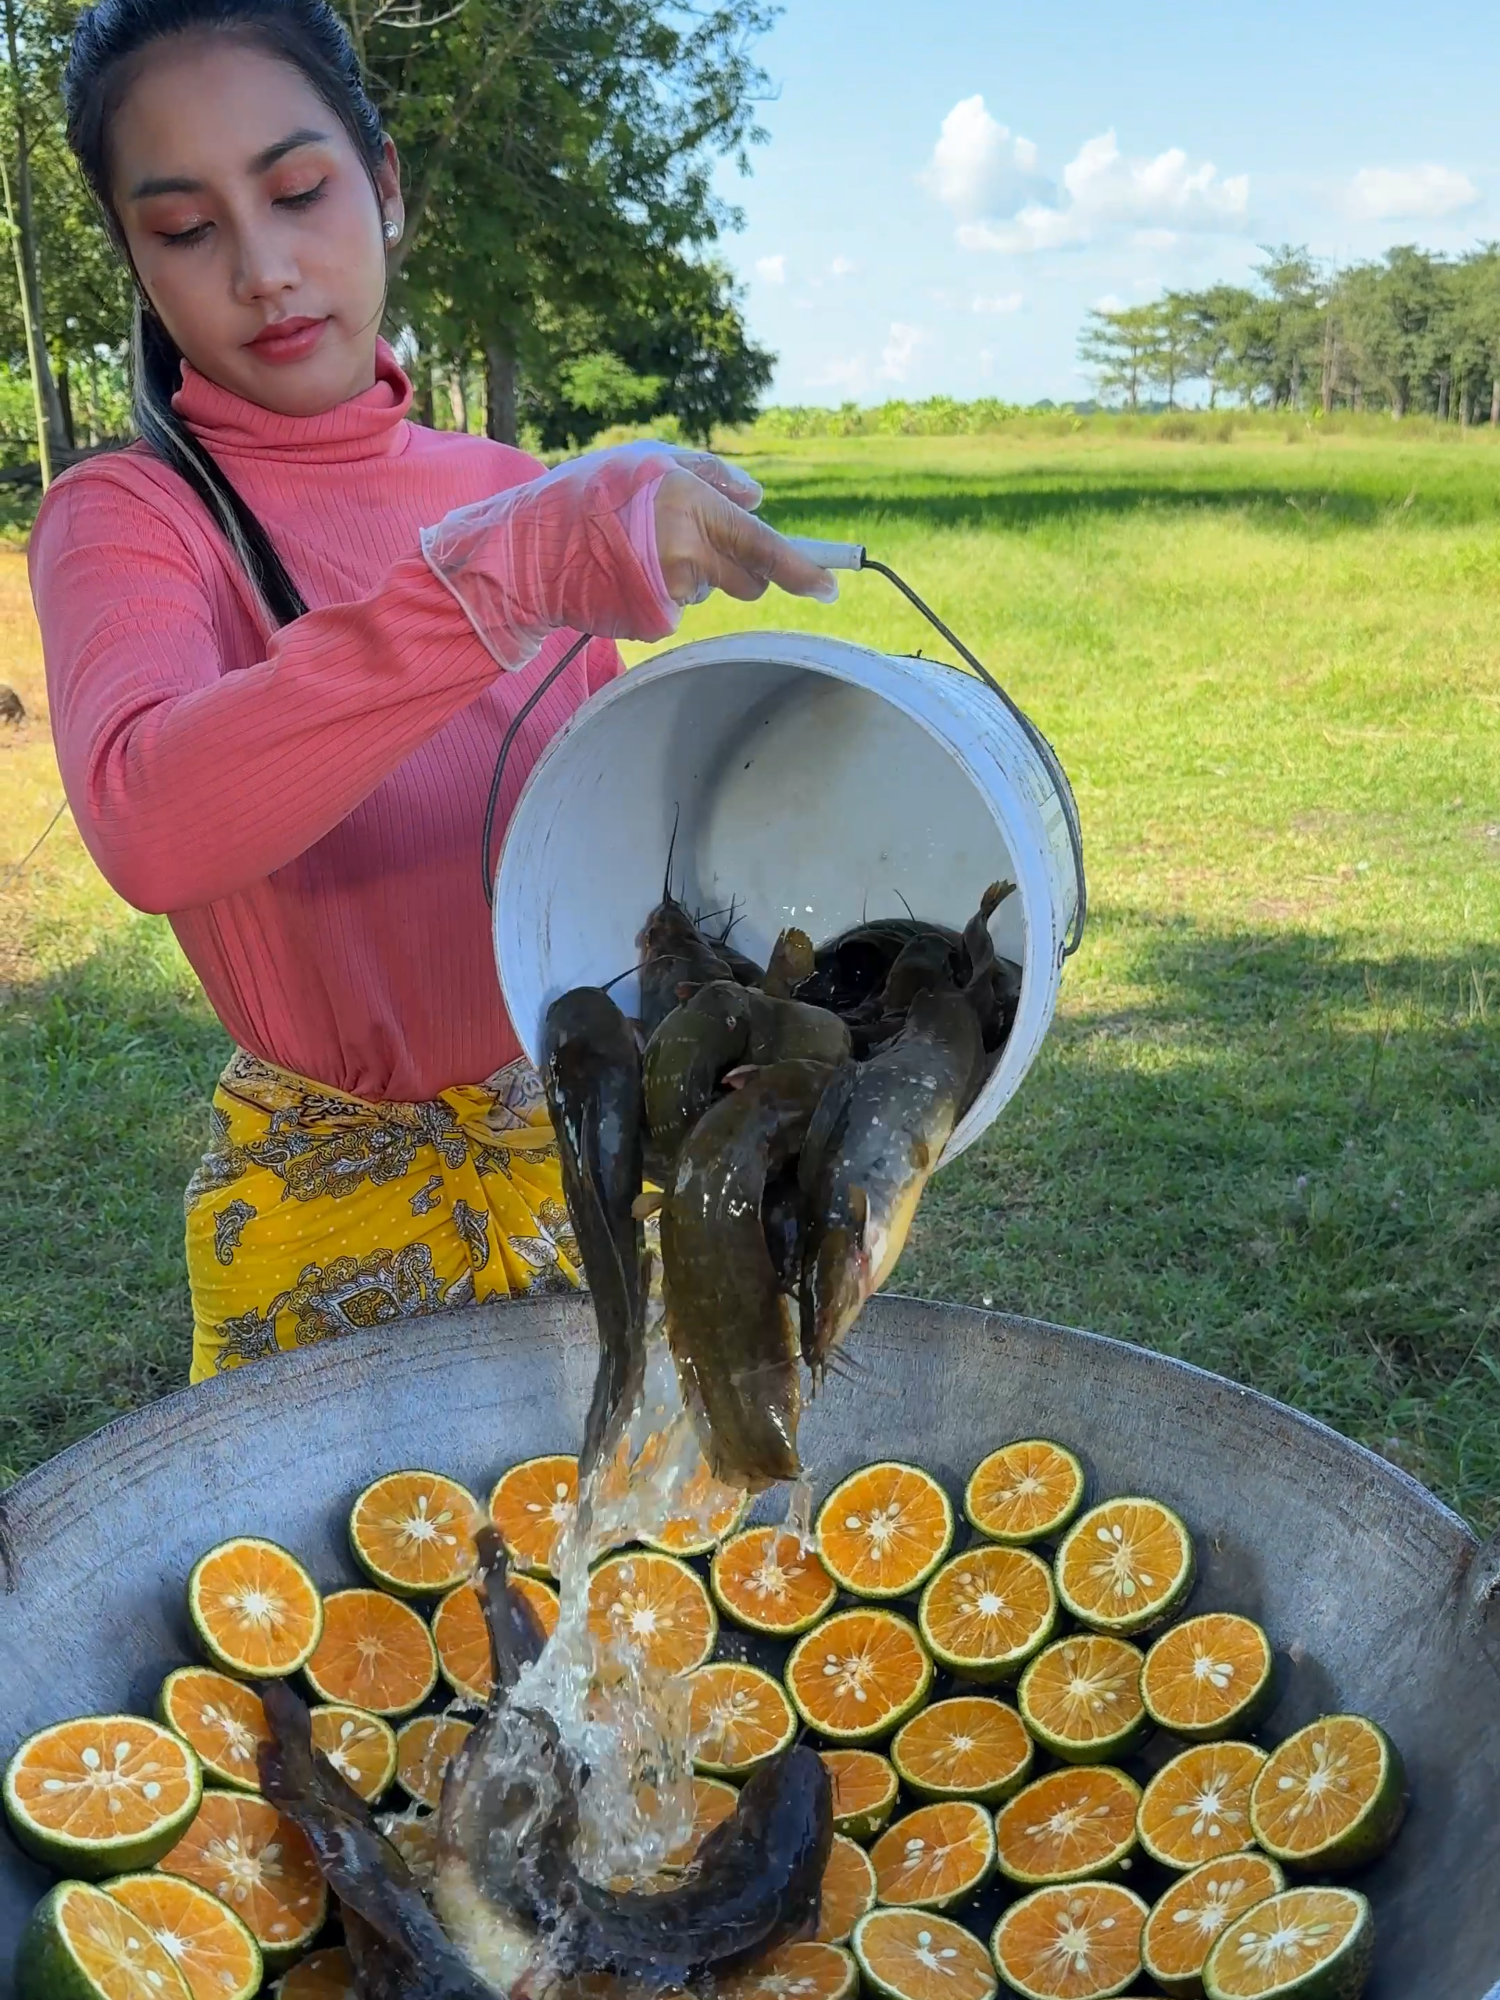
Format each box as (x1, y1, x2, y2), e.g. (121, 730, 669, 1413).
(3, 0, 67, 478)
(1491, 376, 1499, 427)
(448, 358, 468, 434)
(486, 342, 518, 445)
(1461, 381, 1475, 427)
(1437, 371, 1450, 422)
(1320, 318, 1336, 414)
(86, 350, 99, 446)
(1392, 383, 1406, 420)
(55, 357, 75, 449)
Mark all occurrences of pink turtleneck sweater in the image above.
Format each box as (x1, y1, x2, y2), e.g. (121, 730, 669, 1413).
(31, 344, 676, 1101)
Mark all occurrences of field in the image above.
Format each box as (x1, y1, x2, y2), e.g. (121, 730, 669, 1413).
(3, 421, 1498, 1527)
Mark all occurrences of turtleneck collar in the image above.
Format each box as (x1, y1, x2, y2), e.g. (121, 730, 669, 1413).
(172, 337, 413, 463)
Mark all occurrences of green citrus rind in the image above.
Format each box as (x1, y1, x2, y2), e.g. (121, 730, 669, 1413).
(890, 1697, 1034, 1804)
(815, 1462, 955, 1600)
(994, 1766, 1143, 1886)
(1141, 1613, 1276, 1743)
(785, 1610, 934, 1742)
(851, 1909, 998, 2000)
(302, 1590, 440, 1717)
(639, 1487, 751, 1558)
(309, 1704, 399, 1801)
(17, 1882, 195, 2000)
(187, 1537, 324, 1678)
(963, 1440, 1086, 1546)
(348, 1469, 480, 1598)
(1017, 1635, 1150, 1764)
(156, 1666, 266, 1793)
(869, 1801, 995, 1910)
(1055, 1496, 1196, 1637)
(1203, 1887, 1374, 2000)
(102, 1874, 264, 2000)
(590, 1549, 719, 1671)
(3, 1717, 203, 1877)
(688, 1662, 798, 1776)
(1249, 1714, 1406, 1872)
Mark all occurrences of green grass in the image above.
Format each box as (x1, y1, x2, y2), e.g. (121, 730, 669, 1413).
(2, 428, 1498, 1526)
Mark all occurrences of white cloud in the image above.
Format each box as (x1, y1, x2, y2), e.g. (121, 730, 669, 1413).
(881, 322, 929, 382)
(1350, 164, 1477, 219)
(918, 96, 1047, 221)
(755, 253, 787, 284)
(972, 292, 1023, 315)
(829, 255, 857, 278)
(806, 353, 873, 397)
(949, 128, 1248, 253)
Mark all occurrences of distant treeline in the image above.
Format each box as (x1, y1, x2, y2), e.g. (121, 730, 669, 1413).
(1080, 244, 1500, 420)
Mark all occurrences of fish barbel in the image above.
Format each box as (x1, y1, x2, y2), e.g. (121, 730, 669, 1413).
(798, 986, 985, 1382)
(540, 987, 647, 1482)
(661, 1058, 833, 1488)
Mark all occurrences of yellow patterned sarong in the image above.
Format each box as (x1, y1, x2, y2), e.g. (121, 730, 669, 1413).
(184, 1050, 580, 1383)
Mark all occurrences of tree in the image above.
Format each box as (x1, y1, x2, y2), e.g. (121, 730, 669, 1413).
(1077, 303, 1160, 410)
(1, 0, 68, 478)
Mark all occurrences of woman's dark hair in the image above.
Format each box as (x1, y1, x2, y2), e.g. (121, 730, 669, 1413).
(64, 0, 387, 626)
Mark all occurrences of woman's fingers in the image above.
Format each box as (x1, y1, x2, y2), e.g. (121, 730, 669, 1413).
(665, 447, 764, 513)
(656, 471, 838, 607)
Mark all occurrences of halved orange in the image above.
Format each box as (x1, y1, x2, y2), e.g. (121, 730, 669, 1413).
(964, 1441, 1086, 1546)
(395, 1714, 473, 1809)
(891, 1695, 1033, 1803)
(1249, 1713, 1406, 1872)
(187, 1539, 323, 1679)
(1141, 1854, 1286, 1996)
(851, 1908, 998, 2000)
(786, 1609, 933, 1742)
(308, 1705, 397, 1802)
(104, 1873, 262, 2000)
(1141, 1614, 1274, 1742)
(3, 1715, 202, 1876)
(16, 1881, 194, 2000)
(991, 1882, 1148, 2000)
(995, 1766, 1142, 1886)
(488, 1454, 578, 1577)
(588, 1551, 717, 1674)
(1017, 1636, 1149, 1764)
(663, 1774, 740, 1868)
(716, 1941, 858, 2000)
(816, 1464, 954, 1599)
(816, 1832, 878, 1942)
(378, 1810, 439, 1886)
(1055, 1500, 1195, 1637)
(688, 1662, 797, 1775)
(157, 1790, 327, 1964)
(432, 1572, 559, 1703)
(349, 1470, 480, 1597)
(821, 1748, 899, 1839)
(303, 1588, 438, 1717)
(158, 1667, 271, 1794)
(1137, 1742, 1266, 1870)
(917, 1546, 1057, 1680)
(1202, 1887, 1374, 2000)
(869, 1800, 995, 1911)
(275, 1947, 359, 2000)
(640, 1462, 751, 1556)
(712, 1525, 839, 1636)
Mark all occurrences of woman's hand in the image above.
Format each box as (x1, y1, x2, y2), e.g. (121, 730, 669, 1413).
(650, 451, 838, 608)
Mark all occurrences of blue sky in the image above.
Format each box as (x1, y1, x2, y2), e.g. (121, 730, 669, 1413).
(713, 0, 1500, 405)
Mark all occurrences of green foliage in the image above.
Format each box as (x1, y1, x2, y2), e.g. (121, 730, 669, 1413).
(1084, 241, 1500, 420)
(746, 396, 1025, 439)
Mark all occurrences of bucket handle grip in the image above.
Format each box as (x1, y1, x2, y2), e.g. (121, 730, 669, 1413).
(784, 538, 1088, 962)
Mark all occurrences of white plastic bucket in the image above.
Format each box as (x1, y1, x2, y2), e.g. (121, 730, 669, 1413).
(494, 629, 1082, 1165)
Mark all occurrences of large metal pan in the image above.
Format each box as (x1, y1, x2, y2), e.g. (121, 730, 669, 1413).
(2, 1296, 1497, 1998)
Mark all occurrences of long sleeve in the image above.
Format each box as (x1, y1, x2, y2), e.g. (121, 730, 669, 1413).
(32, 461, 663, 916)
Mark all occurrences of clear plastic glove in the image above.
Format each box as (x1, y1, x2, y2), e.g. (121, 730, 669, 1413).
(420, 440, 838, 671)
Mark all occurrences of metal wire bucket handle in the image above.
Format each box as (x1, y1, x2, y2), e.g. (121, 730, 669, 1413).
(786, 538, 1087, 962)
(482, 540, 1088, 965)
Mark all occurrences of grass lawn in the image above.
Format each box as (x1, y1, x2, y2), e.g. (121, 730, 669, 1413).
(3, 422, 1498, 1527)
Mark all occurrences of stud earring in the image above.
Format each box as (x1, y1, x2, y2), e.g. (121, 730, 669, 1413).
(382, 218, 400, 244)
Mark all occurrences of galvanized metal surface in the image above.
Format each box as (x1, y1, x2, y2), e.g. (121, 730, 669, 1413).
(1, 1296, 1497, 1998)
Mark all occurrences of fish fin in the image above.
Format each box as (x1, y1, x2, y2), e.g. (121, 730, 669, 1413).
(632, 1189, 664, 1219)
(912, 1140, 931, 1171)
(848, 1184, 870, 1237)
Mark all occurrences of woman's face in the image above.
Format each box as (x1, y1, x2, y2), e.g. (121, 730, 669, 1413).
(109, 34, 402, 416)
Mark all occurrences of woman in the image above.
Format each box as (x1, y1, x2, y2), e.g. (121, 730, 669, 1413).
(34, 0, 834, 1382)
